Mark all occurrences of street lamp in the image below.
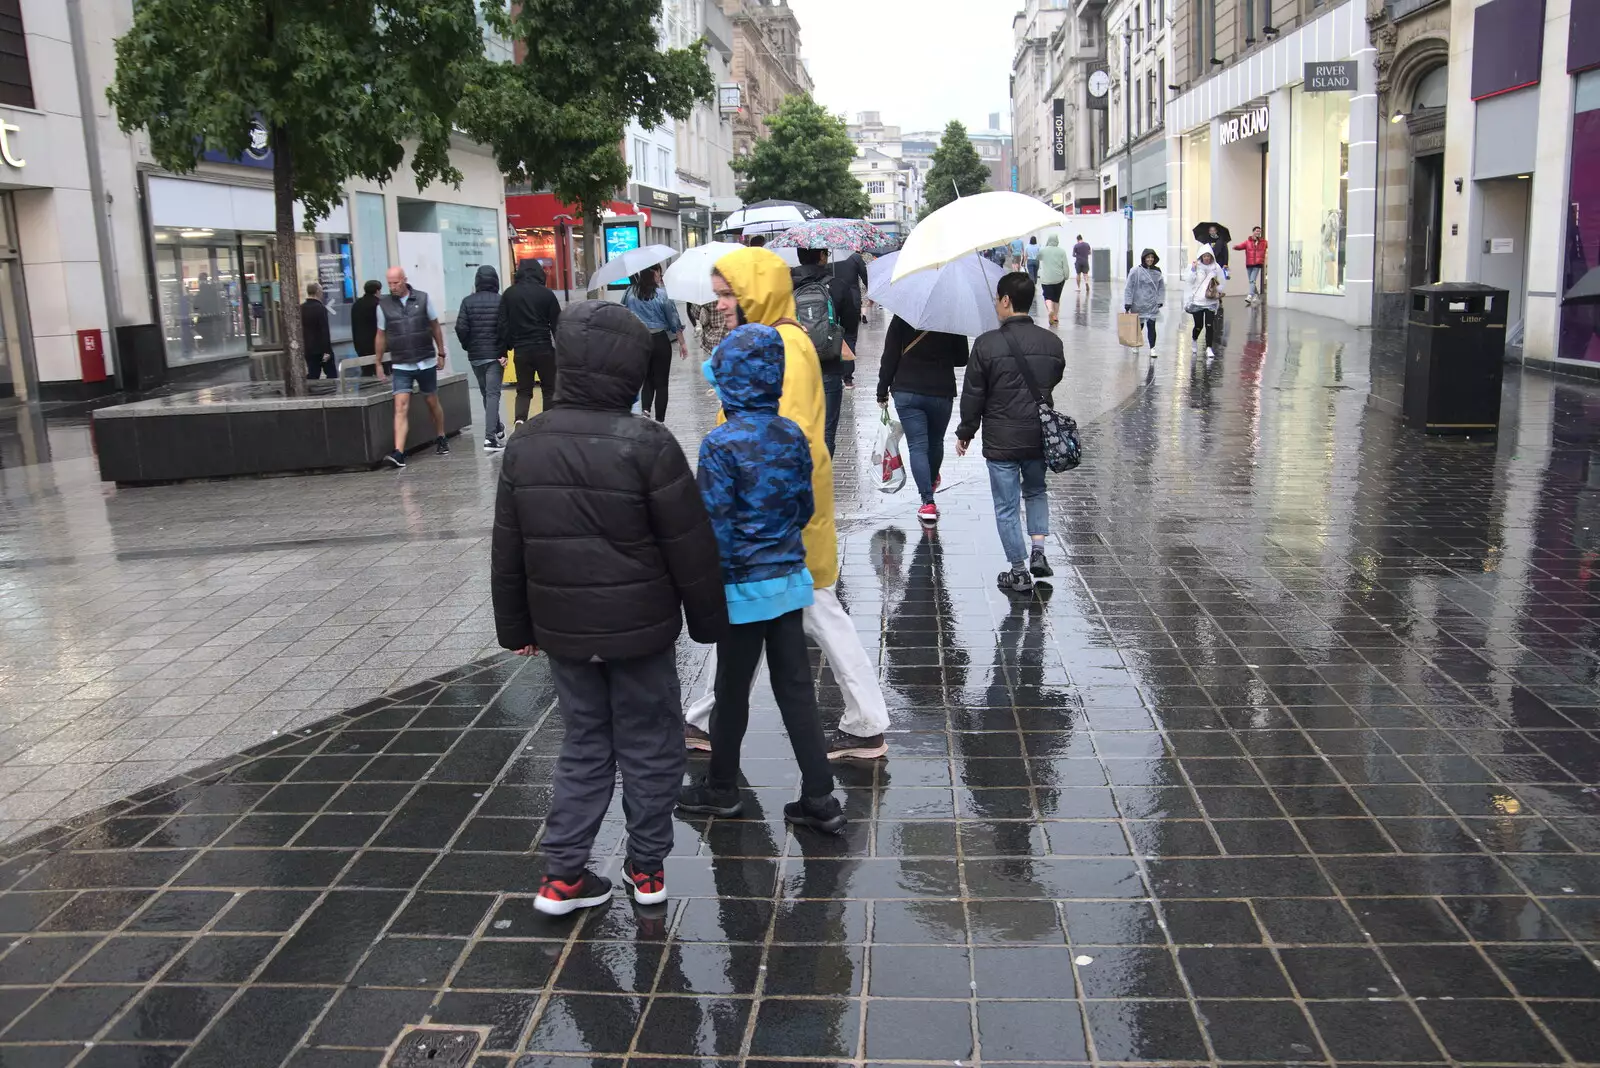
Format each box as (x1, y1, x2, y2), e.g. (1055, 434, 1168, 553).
(1122, 31, 1135, 273)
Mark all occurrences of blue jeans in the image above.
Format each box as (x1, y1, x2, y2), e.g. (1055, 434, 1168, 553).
(1247, 265, 1263, 295)
(987, 459, 1049, 567)
(893, 391, 953, 504)
(822, 369, 844, 456)
(471, 360, 504, 440)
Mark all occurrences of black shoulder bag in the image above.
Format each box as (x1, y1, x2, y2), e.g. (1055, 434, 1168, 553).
(998, 324, 1081, 473)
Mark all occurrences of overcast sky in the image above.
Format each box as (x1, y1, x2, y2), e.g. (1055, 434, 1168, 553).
(784, 0, 1014, 135)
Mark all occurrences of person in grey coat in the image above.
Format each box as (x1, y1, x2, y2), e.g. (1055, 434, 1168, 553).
(1122, 249, 1165, 354)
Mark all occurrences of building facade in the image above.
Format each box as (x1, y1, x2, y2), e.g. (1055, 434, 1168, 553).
(849, 148, 917, 236)
(1012, 0, 1072, 199)
(969, 114, 1018, 192)
(720, 0, 812, 160)
(670, 0, 740, 242)
(1044, 0, 1110, 212)
(1103, 0, 1173, 213)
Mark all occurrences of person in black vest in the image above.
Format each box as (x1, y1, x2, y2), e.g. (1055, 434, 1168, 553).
(300, 283, 336, 379)
(456, 264, 506, 452)
(375, 266, 449, 469)
(351, 280, 382, 376)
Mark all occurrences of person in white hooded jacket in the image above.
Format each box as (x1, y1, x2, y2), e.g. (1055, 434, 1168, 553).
(1183, 246, 1226, 361)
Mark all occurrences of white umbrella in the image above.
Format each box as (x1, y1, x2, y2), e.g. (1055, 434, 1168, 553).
(717, 199, 822, 236)
(891, 191, 1062, 282)
(662, 242, 744, 305)
(588, 243, 678, 290)
(867, 251, 1009, 336)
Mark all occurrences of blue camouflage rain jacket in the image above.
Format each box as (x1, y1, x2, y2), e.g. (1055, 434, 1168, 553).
(697, 324, 815, 624)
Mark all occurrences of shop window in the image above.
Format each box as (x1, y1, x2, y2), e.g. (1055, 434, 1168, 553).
(296, 232, 355, 342)
(0, 0, 31, 110)
(1181, 124, 1210, 241)
(153, 228, 250, 365)
(1558, 70, 1600, 362)
(1287, 84, 1349, 294)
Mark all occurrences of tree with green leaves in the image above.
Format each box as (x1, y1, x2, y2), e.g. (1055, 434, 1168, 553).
(731, 94, 869, 220)
(461, 0, 714, 283)
(108, 0, 484, 394)
(919, 121, 992, 220)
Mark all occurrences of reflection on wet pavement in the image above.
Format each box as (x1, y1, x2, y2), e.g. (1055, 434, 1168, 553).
(0, 288, 1595, 1064)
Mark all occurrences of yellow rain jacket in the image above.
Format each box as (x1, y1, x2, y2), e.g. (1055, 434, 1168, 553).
(712, 247, 839, 589)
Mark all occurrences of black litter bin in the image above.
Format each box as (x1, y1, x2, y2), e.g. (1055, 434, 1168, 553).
(115, 323, 167, 393)
(1403, 282, 1508, 434)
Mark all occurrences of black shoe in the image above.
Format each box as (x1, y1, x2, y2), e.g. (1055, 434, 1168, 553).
(1029, 547, 1053, 578)
(827, 730, 887, 761)
(435, 436, 450, 455)
(784, 793, 847, 835)
(384, 450, 406, 469)
(484, 436, 505, 453)
(997, 566, 1034, 594)
(534, 869, 612, 916)
(621, 858, 667, 906)
(677, 780, 743, 818)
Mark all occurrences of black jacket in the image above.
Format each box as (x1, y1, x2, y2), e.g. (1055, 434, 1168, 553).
(351, 294, 379, 357)
(455, 264, 502, 363)
(877, 314, 968, 402)
(790, 263, 841, 369)
(497, 260, 562, 355)
(830, 253, 869, 332)
(491, 300, 727, 660)
(300, 299, 334, 360)
(957, 316, 1066, 461)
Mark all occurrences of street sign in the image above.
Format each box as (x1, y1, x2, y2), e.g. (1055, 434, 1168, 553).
(1051, 100, 1067, 171)
(1305, 60, 1357, 92)
(1123, 204, 1134, 221)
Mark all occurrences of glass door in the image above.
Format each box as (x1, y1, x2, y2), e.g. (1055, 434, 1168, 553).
(0, 193, 33, 401)
(241, 240, 281, 350)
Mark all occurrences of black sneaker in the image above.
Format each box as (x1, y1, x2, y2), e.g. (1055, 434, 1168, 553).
(484, 436, 505, 453)
(997, 566, 1035, 594)
(534, 870, 612, 916)
(384, 450, 406, 469)
(677, 779, 743, 818)
(622, 858, 667, 906)
(435, 436, 450, 456)
(784, 794, 847, 835)
(827, 730, 887, 761)
(1029, 547, 1053, 578)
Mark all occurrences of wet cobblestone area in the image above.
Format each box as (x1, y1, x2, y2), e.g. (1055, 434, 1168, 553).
(0, 291, 1595, 1065)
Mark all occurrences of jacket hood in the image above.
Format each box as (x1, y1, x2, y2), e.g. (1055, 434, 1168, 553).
(711, 324, 785, 416)
(1046, 235, 1060, 246)
(1140, 248, 1161, 267)
(715, 247, 797, 326)
(475, 264, 500, 292)
(553, 300, 650, 410)
(515, 259, 546, 285)
(1194, 246, 1216, 264)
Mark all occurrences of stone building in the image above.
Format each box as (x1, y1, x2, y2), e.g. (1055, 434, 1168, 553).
(720, 0, 813, 159)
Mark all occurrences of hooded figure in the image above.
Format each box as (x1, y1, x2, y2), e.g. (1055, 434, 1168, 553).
(1123, 249, 1164, 318)
(498, 258, 563, 420)
(1184, 247, 1225, 312)
(455, 264, 502, 363)
(1036, 234, 1069, 287)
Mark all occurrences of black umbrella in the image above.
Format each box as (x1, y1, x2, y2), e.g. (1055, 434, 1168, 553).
(1562, 265, 1600, 305)
(1192, 221, 1232, 245)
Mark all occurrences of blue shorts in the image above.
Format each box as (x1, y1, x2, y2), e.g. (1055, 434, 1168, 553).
(391, 366, 438, 395)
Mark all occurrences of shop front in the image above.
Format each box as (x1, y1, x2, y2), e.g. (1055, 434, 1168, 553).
(680, 200, 711, 248)
(631, 184, 681, 249)
(505, 192, 650, 295)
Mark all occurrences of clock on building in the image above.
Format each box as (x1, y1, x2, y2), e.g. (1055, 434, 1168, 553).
(1088, 70, 1111, 98)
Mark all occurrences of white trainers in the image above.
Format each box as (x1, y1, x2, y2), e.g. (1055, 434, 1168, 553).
(1205, 347, 1216, 362)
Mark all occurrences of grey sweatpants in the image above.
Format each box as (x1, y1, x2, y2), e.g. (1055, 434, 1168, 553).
(543, 648, 685, 875)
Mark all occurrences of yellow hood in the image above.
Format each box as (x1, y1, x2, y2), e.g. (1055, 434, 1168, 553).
(712, 245, 838, 589)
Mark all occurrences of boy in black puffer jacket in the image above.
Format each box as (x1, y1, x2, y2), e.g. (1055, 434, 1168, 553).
(454, 264, 505, 451)
(491, 300, 727, 916)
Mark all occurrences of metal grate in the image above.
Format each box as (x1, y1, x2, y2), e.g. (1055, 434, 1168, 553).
(382, 1027, 482, 1068)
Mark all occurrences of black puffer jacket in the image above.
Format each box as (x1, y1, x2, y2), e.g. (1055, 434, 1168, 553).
(497, 259, 562, 354)
(455, 265, 502, 363)
(491, 301, 727, 660)
(956, 316, 1066, 461)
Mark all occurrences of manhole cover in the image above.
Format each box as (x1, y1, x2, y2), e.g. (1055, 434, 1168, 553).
(383, 1026, 483, 1068)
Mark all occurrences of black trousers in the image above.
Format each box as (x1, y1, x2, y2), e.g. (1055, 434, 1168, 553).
(304, 352, 336, 379)
(514, 346, 556, 421)
(639, 331, 673, 421)
(544, 647, 685, 874)
(1190, 308, 1216, 350)
(709, 610, 835, 799)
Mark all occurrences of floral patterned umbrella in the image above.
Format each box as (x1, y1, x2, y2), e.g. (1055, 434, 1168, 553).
(767, 218, 898, 254)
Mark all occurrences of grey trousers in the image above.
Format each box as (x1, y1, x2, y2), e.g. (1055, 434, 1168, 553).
(544, 647, 685, 874)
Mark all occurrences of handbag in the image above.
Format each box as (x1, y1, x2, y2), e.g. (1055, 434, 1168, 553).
(998, 324, 1081, 473)
(1117, 312, 1143, 348)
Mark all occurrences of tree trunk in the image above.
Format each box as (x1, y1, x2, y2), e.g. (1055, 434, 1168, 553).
(273, 125, 305, 397)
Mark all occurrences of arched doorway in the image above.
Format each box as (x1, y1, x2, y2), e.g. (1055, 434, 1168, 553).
(1403, 64, 1449, 289)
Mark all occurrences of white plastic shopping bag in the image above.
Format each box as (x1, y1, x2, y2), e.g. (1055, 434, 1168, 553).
(875, 410, 907, 493)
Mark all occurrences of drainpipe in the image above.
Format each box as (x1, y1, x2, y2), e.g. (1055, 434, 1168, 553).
(66, 0, 125, 385)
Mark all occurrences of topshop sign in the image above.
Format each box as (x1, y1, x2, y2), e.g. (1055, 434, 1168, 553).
(1218, 106, 1269, 145)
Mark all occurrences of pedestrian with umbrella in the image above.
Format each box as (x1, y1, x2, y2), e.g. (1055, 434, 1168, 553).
(594, 245, 686, 421)
(1194, 222, 1233, 277)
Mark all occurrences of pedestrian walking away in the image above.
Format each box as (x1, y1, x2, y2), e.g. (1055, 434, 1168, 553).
(1026, 236, 1041, 283)
(677, 324, 846, 835)
(877, 314, 968, 525)
(374, 268, 449, 468)
(351, 279, 382, 376)
(1036, 235, 1068, 327)
(1008, 237, 1025, 272)
(1072, 234, 1092, 292)
(831, 250, 869, 389)
(956, 272, 1066, 594)
(1123, 248, 1165, 354)
(455, 264, 506, 452)
(1184, 246, 1226, 362)
(622, 266, 688, 421)
(300, 283, 337, 380)
(682, 247, 890, 762)
(791, 248, 849, 455)
(491, 300, 727, 915)
(1233, 226, 1267, 304)
(497, 259, 562, 423)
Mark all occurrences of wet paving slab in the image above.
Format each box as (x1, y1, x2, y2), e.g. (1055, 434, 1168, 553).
(0, 294, 1596, 1065)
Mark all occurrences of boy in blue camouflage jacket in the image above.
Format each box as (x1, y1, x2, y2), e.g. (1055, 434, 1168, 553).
(676, 324, 847, 834)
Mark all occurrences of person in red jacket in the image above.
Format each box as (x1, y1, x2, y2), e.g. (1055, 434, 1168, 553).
(1233, 226, 1268, 305)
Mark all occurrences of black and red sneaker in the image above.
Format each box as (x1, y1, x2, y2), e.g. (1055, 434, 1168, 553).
(622, 859, 667, 906)
(533, 870, 612, 916)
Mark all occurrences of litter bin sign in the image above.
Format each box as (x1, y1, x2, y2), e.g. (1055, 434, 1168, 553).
(1403, 282, 1508, 434)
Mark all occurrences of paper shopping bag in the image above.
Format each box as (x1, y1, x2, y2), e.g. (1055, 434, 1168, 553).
(1117, 312, 1143, 348)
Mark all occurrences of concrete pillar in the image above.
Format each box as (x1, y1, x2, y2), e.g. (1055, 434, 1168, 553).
(1522, 0, 1573, 362)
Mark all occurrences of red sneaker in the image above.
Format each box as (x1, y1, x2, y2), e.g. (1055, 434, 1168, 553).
(623, 859, 667, 906)
(534, 870, 612, 916)
(918, 502, 939, 524)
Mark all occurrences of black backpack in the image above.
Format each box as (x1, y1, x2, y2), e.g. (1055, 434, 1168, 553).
(792, 278, 844, 363)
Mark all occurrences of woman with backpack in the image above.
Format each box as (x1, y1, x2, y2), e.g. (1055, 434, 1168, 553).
(622, 265, 688, 421)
